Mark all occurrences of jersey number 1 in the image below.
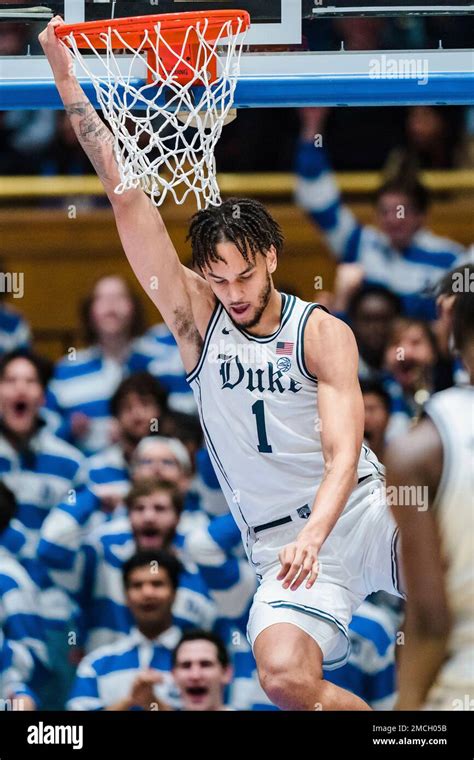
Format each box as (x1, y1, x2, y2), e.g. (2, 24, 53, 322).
(251, 400, 273, 453)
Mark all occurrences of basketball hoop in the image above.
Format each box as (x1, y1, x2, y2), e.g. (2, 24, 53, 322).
(56, 11, 250, 208)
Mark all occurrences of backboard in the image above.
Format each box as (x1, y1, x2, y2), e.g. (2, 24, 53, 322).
(0, 1, 304, 44)
(1, 0, 473, 108)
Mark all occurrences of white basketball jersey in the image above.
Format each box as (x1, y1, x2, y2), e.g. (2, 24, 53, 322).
(187, 293, 383, 539)
(425, 385, 474, 696)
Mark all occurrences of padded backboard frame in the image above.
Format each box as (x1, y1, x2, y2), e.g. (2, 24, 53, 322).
(0, 0, 473, 108)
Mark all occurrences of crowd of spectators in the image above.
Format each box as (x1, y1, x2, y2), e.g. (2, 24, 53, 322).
(0, 159, 471, 710)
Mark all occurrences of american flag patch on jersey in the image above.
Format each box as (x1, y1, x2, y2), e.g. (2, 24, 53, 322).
(276, 341, 294, 355)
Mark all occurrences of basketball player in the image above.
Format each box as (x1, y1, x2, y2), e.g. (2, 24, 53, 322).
(40, 17, 404, 710)
(386, 287, 473, 710)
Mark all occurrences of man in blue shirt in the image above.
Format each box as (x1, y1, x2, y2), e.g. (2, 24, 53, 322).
(296, 108, 467, 321)
(79, 371, 169, 506)
(171, 630, 233, 711)
(68, 550, 183, 710)
(46, 275, 157, 455)
(0, 482, 49, 700)
(39, 478, 216, 653)
(0, 350, 84, 569)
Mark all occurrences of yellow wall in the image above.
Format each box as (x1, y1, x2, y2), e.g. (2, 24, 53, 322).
(1, 197, 472, 360)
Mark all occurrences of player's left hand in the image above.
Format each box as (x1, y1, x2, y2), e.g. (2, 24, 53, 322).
(277, 531, 321, 591)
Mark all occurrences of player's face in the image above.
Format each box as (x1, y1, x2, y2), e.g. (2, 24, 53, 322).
(117, 392, 162, 443)
(173, 640, 232, 711)
(125, 565, 175, 628)
(203, 242, 276, 329)
(128, 489, 178, 550)
(132, 441, 188, 490)
(376, 192, 424, 250)
(0, 358, 44, 436)
(385, 325, 436, 391)
(89, 276, 135, 340)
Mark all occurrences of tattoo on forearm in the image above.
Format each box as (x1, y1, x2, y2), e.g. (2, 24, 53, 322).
(64, 102, 88, 117)
(64, 100, 117, 181)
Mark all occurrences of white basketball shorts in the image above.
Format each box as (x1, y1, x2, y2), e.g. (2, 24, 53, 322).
(246, 477, 405, 670)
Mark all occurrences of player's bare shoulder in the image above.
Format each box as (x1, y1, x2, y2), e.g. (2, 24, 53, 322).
(303, 307, 359, 381)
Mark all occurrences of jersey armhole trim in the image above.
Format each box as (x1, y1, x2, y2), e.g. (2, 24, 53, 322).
(296, 303, 329, 383)
(185, 302, 222, 385)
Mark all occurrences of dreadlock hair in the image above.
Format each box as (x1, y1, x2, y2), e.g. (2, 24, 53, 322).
(187, 197, 284, 271)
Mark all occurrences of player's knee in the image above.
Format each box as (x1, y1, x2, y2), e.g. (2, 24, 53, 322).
(258, 657, 316, 708)
(258, 664, 297, 705)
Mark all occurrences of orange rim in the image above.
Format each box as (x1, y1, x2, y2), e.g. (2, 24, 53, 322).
(56, 10, 250, 50)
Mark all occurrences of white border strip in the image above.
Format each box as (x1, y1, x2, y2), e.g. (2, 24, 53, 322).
(64, 0, 84, 24)
(239, 0, 301, 45)
(3, 49, 472, 81)
(312, 4, 474, 15)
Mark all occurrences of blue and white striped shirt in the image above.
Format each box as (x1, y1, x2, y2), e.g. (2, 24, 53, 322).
(38, 486, 112, 575)
(182, 513, 276, 710)
(191, 447, 228, 520)
(229, 633, 278, 711)
(0, 630, 38, 705)
(67, 626, 183, 710)
(0, 540, 49, 694)
(0, 419, 84, 563)
(325, 601, 397, 710)
(142, 323, 197, 415)
(70, 441, 225, 543)
(39, 514, 216, 653)
(296, 142, 466, 320)
(46, 342, 158, 455)
(0, 306, 30, 356)
(80, 444, 130, 501)
(36, 484, 207, 584)
(38, 446, 225, 577)
(184, 513, 256, 638)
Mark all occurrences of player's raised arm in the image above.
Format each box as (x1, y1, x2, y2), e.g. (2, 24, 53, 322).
(277, 312, 363, 591)
(38, 17, 123, 201)
(39, 17, 215, 372)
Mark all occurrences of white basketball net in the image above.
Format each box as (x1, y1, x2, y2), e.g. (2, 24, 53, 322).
(62, 16, 248, 208)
